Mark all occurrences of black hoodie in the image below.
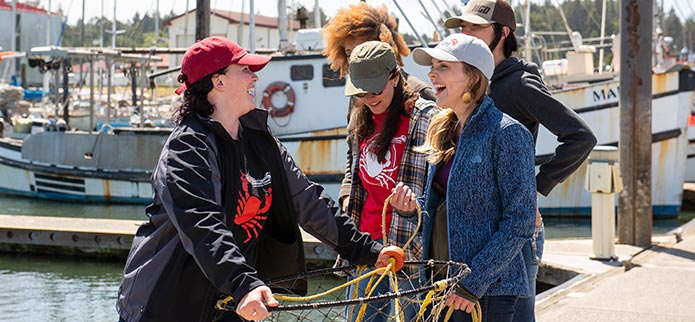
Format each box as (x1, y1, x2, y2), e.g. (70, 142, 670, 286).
(489, 57, 597, 196)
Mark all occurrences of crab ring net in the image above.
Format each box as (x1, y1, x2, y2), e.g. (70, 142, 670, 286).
(217, 259, 470, 322)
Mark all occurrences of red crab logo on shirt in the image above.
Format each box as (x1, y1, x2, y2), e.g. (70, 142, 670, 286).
(234, 171, 272, 243)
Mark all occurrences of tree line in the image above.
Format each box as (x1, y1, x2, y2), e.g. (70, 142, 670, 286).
(60, 1, 694, 61)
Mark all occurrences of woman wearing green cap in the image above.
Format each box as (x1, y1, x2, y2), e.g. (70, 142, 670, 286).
(392, 33, 537, 321)
(340, 40, 439, 322)
(116, 36, 400, 322)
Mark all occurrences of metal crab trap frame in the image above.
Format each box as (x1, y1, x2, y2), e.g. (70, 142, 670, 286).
(217, 259, 472, 322)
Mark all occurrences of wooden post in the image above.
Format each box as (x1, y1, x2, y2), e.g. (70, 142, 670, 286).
(618, 0, 652, 247)
(195, 0, 210, 41)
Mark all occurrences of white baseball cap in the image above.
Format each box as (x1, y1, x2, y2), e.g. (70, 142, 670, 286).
(412, 33, 495, 80)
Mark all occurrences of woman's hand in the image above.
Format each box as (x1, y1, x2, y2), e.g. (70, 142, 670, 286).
(390, 182, 416, 213)
(446, 293, 477, 313)
(235, 286, 279, 321)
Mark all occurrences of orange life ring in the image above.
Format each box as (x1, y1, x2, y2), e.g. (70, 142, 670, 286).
(262, 81, 295, 118)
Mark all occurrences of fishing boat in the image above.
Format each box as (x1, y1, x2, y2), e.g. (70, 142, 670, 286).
(247, 0, 695, 218)
(3, 1, 692, 216)
(535, 66, 694, 217)
(252, 34, 695, 218)
(0, 46, 166, 204)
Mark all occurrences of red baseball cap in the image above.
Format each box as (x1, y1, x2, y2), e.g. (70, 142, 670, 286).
(175, 36, 271, 95)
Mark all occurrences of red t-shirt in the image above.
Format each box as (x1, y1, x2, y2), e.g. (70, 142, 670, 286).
(358, 113, 409, 240)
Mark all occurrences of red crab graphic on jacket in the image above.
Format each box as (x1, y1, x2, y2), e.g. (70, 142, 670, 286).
(234, 171, 272, 243)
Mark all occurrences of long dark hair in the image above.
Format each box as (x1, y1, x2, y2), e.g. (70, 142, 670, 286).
(349, 68, 418, 163)
(173, 66, 228, 124)
(491, 23, 519, 58)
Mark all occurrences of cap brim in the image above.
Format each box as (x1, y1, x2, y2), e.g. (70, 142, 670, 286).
(412, 47, 459, 66)
(237, 53, 272, 72)
(344, 73, 390, 97)
(444, 13, 493, 28)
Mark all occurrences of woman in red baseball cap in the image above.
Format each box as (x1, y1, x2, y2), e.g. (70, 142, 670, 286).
(117, 36, 400, 322)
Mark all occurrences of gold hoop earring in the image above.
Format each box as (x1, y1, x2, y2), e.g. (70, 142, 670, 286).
(462, 92, 472, 104)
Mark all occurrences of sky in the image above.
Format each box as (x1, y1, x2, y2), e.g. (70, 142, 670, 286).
(34, 0, 695, 39)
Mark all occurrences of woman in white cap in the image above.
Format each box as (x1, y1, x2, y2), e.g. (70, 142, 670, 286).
(116, 36, 399, 322)
(391, 33, 537, 321)
(445, 1, 596, 320)
(340, 40, 439, 322)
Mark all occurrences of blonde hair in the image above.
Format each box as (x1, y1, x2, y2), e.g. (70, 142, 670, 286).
(322, 3, 411, 78)
(417, 63, 490, 165)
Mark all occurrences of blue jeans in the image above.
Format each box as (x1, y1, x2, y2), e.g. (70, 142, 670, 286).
(345, 266, 419, 322)
(447, 295, 519, 322)
(512, 223, 545, 322)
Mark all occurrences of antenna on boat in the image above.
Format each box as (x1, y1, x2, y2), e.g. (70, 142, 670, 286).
(391, 0, 429, 47)
(416, 0, 446, 40)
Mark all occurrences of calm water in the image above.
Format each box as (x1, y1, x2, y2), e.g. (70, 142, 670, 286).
(0, 190, 693, 321)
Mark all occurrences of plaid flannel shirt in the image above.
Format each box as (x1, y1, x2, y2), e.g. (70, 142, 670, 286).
(338, 97, 439, 265)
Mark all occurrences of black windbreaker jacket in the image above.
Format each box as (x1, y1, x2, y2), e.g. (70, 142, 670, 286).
(490, 57, 597, 196)
(117, 108, 382, 322)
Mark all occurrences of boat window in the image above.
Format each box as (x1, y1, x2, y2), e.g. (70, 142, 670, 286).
(322, 64, 345, 87)
(290, 65, 314, 81)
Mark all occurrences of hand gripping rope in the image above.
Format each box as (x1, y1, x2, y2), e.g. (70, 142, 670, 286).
(215, 192, 480, 322)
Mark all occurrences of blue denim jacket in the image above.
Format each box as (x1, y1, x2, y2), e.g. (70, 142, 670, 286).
(420, 96, 536, 298)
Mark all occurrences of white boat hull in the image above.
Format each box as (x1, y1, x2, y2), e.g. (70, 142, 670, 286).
(535, 69, 693, 218)
(256, 53, 694, 218)
(0, 130, 162, 204)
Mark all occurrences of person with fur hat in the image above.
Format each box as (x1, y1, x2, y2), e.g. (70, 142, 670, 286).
(391, 33, 537, 321)
(445, 1, 596, 320)
(116, 36, 400, 322)
(340, 40, 439, 322)
(322, 2, 436, 103)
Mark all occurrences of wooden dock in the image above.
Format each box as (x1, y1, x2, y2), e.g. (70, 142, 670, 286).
(1, 213, 689, 296)
(0, 214, 337, 262)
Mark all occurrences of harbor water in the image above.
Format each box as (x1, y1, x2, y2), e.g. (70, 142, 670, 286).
(1, 190, 693, 321)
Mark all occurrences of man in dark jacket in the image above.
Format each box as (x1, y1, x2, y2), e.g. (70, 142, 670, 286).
(445, 0, 597, 321)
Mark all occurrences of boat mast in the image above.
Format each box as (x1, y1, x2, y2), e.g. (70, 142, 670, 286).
(184, 0, 190, 43)
(47, 0, 52, 45)
(313, 0, 320, 28)
(598, 0, 607, 73)
(11, 0, 17, 79)
(154, 0, 159, 46)
(417, 0, 445, 40)
(391, 0, 428, 47)
(249, 0, 255, 53)
(278, 0, 288, 51)
(237, 0, 244, 46)
(195, 0, 210, 40)
(523, 0, 532, 61)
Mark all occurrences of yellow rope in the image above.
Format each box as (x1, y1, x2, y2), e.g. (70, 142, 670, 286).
(381, 194, 423, 250)
(215, 193, 472, 322)
(442, 301, 482, 322)
(274, 264, 393, 302)
(215, 296, 234, 311)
